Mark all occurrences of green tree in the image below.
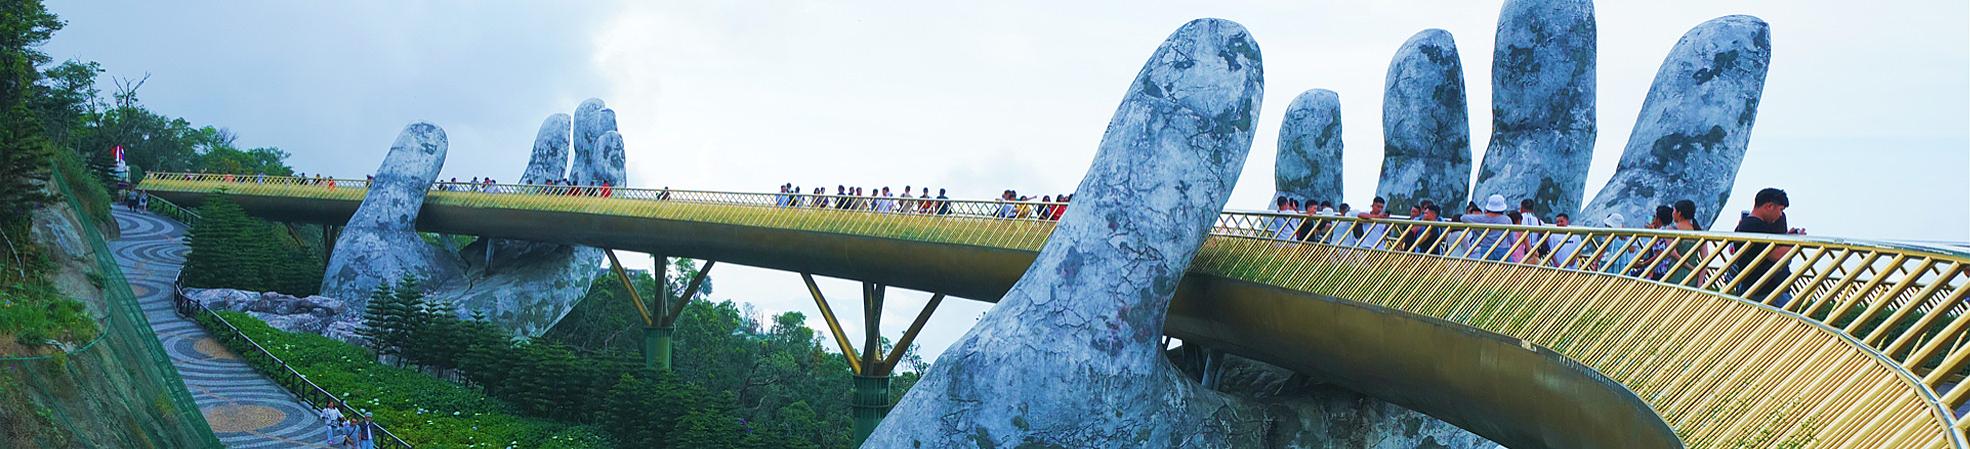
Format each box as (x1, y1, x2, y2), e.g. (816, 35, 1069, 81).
(180, 194, 322, 294)
(664, 393, 744, 449)
(0, 0, 61, 220)
(457, 311, 513, 394)
(355, 282, 401, 361)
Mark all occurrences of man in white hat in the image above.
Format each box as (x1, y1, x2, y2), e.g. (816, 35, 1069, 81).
(1458, 194, 1516, 261)
(1595, 212, 1636, 274)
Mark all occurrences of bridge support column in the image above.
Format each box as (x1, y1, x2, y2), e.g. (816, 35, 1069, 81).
(646, 254, 671, 371)
(852, 374, 891, 443)
(644, 325, 672, 371)
(800, 273, 945, 446)
(607, 252, 716, 371)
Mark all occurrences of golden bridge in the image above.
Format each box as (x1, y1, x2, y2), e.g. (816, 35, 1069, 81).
(141, 172, 1970, 449)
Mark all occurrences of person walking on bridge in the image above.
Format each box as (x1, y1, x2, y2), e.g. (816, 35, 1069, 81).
(1732, 188, 1799, 305)
(1459, 194, 1515, 261)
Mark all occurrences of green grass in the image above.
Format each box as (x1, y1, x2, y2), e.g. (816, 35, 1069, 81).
(0, 213, 101, 354)
(204, 311, 610, 449)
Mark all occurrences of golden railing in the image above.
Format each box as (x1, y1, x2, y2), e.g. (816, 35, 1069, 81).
(140, 172, 1970, 447)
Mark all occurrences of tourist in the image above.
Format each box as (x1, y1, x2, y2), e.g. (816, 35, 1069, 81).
(1596, 213, 1635, 273)
(352, 414, 376, 449)
(1294, 200, 1322, 242)
(1662, 199, 1705, 284)
(1459, 194, 1515, 261)
(901, 186, 917, 213)
(600, 181, 613, 198)
(1275, 199, 1302, 240)
(1647, 205, 1673, 230)
(1518, 199, 1545, 226)
(1357, 197, 1390, 219)
(1731, 188, 1798, 304)
(1398, 203, 1444, 253)
(1547, 213, 1583, 268)
(1268, 196, 1293, 238)
(1351, 196, 1391, 247)
(319, 402, 344, 445)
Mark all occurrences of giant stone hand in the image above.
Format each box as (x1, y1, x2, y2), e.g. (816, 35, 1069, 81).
(865, 18, 1268, 448)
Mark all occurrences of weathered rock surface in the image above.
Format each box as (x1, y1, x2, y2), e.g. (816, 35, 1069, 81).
(439, 109, 607, 336)
(187, 288, 364, 344)
(1580, 15, 1770, 229)
(1275, 89, 1344, 206)
(867, 18, 1267, 448)
(320, 123, 462, 305)
(571, 98, 621, 186)
(1178, 352, 1496, 449)
(1376, 29, 1472, 212)
(1474, 0, 1596, 219)
(523, 113, 572, 184)
(431, 243, 605, 337)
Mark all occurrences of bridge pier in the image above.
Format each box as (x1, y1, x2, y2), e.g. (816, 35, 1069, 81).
(851, 374, 891, 441)
(606, 252, 714, 371)
(800, 274, 944, 446)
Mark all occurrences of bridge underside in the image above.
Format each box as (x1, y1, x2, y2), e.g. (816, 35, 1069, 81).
(155, 189, 1683, 448)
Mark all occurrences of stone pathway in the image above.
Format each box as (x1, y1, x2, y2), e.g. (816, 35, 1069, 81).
(112, 208, 336, 448)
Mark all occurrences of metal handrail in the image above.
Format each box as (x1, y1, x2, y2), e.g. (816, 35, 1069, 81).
(171, 280, 412, 449)
(143, 193, 201, 226)
(140, 171, 1970, 446)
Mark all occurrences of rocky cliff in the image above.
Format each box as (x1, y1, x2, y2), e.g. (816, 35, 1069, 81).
(0, 192, 216, 448)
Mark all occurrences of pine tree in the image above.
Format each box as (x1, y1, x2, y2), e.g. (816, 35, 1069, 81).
(665, 393, 744, 449)
(183, 194, 251, 288)
(355, 282, 398, 359)
(385, 275, 424, 367)
(458, 311, 511, 394)
(0, 0, 60, 221)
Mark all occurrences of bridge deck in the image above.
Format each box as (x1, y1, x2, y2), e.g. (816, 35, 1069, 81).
(143, 174, 1970, 449)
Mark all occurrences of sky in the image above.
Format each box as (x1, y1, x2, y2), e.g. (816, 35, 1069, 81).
(46, 0, 1969, 362)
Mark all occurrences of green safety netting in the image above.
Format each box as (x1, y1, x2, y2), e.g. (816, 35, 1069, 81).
(0, 168, 220, 448)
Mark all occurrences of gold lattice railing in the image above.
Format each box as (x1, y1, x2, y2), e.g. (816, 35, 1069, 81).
(140, 172, 1970, 448)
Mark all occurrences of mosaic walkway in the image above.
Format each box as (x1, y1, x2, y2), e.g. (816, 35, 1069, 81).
(112, 208, 336, 448)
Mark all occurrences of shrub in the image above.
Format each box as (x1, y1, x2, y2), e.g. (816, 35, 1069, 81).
(207, 311, 607, 449)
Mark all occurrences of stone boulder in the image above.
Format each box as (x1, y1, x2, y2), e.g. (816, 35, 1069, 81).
(320, 123, 463, 304)
(1580, 15, 1771, 229)
(868, 18, 1268, 448)
(1474, 0, 1596, 219)
(1375, 29, 1473, 212)
(188, 288, 363, 344)
(1275, 89, 1344, 207)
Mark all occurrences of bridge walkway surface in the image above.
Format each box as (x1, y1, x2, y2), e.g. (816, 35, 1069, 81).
(142, 173, 1970, 449)
(112, 208, 333, 448)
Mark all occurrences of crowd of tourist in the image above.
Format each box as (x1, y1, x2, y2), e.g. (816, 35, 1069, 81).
(318, 401, 379, 448)
(1262, 187, 1802, 305)
(170, 171, 1806, 303)
(768, 183, 1078, 220)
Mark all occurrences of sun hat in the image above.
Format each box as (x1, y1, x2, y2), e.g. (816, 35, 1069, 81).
(1601, 212, 1624, 228)
(1482, 194, 1509, 213)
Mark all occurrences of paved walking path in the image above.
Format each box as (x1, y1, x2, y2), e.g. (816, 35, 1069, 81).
(112, 208, 334, 448)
